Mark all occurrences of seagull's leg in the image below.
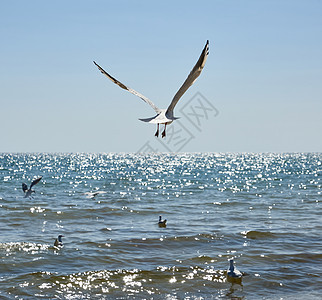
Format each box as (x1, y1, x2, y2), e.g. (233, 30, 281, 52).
(162, 124, 166, 138)
(155, 124, 159, 137)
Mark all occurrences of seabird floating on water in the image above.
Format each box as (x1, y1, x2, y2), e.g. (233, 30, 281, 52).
(227, 259, 243, 283)
(158, 216, 167, 227)
(84, 191, 107, 199)
(93, 40, 209, 138)
(22, 176, 42, 198)
(54, 235, 64, 248)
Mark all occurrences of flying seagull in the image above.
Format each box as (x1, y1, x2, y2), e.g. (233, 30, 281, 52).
(54, 234, 64, 248)
(93, 40, 209, 138)
(22, 176, 42, 198)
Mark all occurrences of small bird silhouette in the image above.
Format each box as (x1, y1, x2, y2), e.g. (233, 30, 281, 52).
(22, 176, 42, 198)
(227, 259, 243, 283)
(54, 235, 64, 248)
(158, 216, 167, 227)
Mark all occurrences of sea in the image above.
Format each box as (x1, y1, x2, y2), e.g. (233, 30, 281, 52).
(0, 153, 321, 299)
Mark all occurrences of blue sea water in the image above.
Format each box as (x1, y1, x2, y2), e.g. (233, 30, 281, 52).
(0, 153, 321, 299)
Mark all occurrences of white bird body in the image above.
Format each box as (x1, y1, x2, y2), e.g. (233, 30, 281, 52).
(84, 191, 106, 199)
(94, 40, 209, 138)
(139, 109, 178, 124)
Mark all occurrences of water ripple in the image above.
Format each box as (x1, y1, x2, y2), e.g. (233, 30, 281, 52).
(0, 153, 321, 299)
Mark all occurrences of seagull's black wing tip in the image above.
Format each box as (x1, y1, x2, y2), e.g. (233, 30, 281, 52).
(94, 61, 101, 68)
(205, 40, 209, 54)
(30, 176, 42, 188)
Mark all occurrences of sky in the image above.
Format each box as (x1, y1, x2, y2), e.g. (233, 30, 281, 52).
(1, 0, 321, 153)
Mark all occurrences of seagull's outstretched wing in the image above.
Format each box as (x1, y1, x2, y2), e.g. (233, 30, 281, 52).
(93, 61, 161, 114)
(22, 183, 28, 193)
(30, 176, 42, 189)
(166, 40, 209, 114)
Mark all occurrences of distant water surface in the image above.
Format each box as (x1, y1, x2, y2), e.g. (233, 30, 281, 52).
(0, 153, 321, 299)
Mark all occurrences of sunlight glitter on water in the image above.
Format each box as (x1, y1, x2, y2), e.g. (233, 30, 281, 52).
(0, 153, 321, 299)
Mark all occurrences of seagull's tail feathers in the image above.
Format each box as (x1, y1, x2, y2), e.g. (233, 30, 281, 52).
(139, 116, 177, 124)
(139, 116, 157, 123)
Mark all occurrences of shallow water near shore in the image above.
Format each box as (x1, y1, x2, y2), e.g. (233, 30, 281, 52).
(0, 153, 321, 299)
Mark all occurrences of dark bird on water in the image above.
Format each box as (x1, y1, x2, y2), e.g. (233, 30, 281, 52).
(22, 176, 42, 198)
(54, 235, 64, 248)
(158, 216, 167, 227)
(227, 259, 243, 283)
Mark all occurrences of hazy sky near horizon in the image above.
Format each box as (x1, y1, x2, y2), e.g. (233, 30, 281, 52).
(1, 0, 321, 153)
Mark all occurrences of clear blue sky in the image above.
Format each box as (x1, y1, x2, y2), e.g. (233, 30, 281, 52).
(1, 0, 321, 153)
